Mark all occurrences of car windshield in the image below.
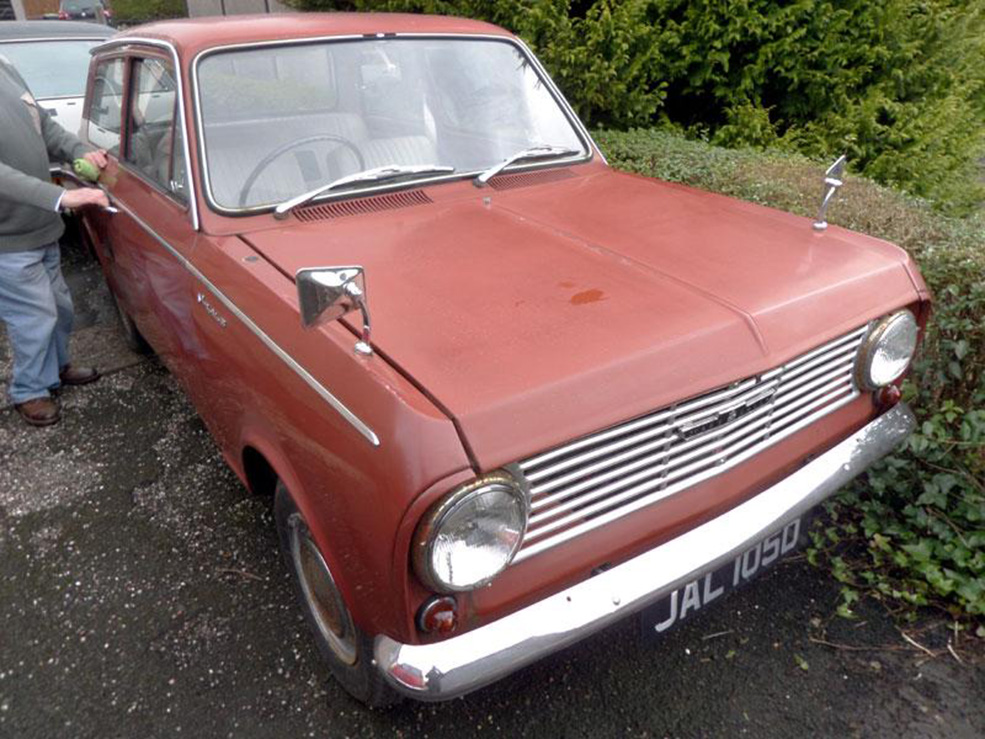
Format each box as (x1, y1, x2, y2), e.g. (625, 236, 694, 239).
(196, 37, 588, 211)
(1, 40, 102, 98)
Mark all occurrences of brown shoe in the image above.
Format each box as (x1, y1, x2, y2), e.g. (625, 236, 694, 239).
(15, 397, 61, 427)
(59, 365, 100, 386)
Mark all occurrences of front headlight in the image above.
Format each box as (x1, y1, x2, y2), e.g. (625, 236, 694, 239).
(413, 471, 529, 593)
(855, 310, 919, 390)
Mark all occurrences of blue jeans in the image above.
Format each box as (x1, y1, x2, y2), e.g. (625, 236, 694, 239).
(0, 243, 74, 404)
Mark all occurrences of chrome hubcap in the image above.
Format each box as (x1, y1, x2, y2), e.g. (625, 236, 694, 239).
(289, 513, 357, 665)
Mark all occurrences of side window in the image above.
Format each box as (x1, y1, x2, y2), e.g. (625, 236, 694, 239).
(87, 58, 124, 155)
(125, 57, 188, 201)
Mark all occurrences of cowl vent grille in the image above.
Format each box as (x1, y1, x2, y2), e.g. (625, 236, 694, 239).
(489, 168, 576, 191)
(294, 190, 433, 222)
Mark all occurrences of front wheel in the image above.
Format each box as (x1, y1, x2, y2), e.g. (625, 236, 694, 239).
(274, 482, 398, 707)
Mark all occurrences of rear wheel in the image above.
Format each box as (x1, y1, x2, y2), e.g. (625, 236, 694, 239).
(274, 482, 398, 707)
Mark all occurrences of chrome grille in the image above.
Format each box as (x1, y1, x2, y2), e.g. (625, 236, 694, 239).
(514, 325, 868, 562)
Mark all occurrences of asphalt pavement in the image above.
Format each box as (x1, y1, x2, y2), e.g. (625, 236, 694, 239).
(0, 242, 982, 738)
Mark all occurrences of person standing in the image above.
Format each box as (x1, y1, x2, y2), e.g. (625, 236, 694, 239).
(0, 54, 109, 427)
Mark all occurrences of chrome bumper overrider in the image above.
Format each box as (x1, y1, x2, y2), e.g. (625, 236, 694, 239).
(374, 403, 915, 700)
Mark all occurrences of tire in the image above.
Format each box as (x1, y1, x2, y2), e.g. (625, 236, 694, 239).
(274, 481, 399, 707)
(109, 287, 150, 354)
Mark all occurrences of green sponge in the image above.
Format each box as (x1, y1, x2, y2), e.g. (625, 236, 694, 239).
(73, 158, 100, 183)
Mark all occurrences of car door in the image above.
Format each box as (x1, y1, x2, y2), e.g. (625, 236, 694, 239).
(80, 54, 146, 316)
(104, 50, 199, 372)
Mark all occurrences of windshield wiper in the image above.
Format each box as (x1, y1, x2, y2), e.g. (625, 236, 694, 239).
(273, 164, 455, 219)
(473, 145, 580, 187)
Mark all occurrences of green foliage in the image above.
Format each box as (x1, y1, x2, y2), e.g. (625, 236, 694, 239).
(287, 0, 985, 210)
(112, 0, 186, 22)
(288, 0, 667, 126)
(597, 128, 985, 620)
(196, 70, 335, 118)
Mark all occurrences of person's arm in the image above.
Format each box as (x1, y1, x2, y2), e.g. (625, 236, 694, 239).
(0, 159, 63, 211)
(2, 57, 104, 170)
(0, 160, 109, 212)
(38, 104, 92, 164)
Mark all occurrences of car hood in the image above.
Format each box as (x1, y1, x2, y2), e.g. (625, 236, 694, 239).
(242, 168, 920, 469)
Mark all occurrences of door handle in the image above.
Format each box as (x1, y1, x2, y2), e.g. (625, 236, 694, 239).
(101, 187, 119, 214)
(48, 166, 119, 214)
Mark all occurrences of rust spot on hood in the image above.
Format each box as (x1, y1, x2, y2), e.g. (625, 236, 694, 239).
(571, 289, 606, 305)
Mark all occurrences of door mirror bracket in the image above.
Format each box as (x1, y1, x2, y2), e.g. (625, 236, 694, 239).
(296, 266, 373, 356)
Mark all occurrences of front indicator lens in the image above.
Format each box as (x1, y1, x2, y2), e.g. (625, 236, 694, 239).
(856, 310, 919, 390)
(414, 473, 528, 592)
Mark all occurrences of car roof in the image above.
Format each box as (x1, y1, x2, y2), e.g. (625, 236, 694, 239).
(112, 12, 511, 60)
(0, 20, 115, 41)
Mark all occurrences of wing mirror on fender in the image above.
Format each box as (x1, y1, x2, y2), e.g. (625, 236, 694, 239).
(296, 266, 373, 356)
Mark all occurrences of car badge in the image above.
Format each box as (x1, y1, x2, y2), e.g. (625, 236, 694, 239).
(673, 384, 777, 441)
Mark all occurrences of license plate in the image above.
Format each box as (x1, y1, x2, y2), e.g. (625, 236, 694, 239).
(640, 517, 804, 637)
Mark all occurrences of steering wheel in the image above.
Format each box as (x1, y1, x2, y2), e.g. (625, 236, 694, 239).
(237, 134, 366, 207)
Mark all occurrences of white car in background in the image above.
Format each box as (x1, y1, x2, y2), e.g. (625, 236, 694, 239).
(0, 20, 113, 137)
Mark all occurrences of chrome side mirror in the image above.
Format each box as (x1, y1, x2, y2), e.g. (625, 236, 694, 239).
(813, 154, 847, 231)
(296, 266, 373, 356)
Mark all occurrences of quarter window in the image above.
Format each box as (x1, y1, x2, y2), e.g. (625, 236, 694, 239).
(125, 57, 188, 201)
(87, 58, 124, 155)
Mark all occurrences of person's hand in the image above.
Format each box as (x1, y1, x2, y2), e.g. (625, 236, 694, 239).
(61, 187, 110, 210)
(82, 149, 109, 170)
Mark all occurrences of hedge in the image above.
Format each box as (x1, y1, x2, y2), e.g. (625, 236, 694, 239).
(111, 0, 185, 23)
(287, 0, 985, 211)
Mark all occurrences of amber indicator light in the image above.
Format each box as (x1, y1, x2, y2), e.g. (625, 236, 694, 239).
(876, 384, 902, 410)
(417, 596, 459, 635)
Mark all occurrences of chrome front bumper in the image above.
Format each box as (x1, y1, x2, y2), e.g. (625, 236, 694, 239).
(374, 403, 915, 701)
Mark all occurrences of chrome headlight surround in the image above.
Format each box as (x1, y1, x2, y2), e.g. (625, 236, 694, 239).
(855, 310, 919, 391)
(413, 471, 529, 593)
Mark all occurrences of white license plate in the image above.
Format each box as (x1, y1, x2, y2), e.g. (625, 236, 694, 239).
(641, 517, 804, 637)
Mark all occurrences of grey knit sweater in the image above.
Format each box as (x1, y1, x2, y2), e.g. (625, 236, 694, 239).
(0, 55, 92, 252)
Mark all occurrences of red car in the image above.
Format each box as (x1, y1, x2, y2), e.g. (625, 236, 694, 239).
(73, 14, 929, 705)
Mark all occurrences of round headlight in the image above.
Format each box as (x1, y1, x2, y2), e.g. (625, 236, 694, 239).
(856, 310, 919, 390)
(414, 472, 529, 593)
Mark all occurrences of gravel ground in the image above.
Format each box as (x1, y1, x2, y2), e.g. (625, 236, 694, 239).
(1, 243, 982, 738)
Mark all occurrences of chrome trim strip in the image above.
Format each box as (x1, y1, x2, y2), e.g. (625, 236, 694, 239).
(0, 37, 109, 43)
(782, 341, 858, 381)
(49, 166, 87, 186)
(784, 326, 867, 369)
(514, 327, 866, 557)
(775, 360, 854, 399)
(517, 388, 860, 560)
(513, 36, 607, 166)
(530, 428, 674, 500)
(31, 94, 85, 102)
(523, 407, 676, 470)
(526, 404, 778, 530)
(522, 375, 768, 471)
(526, 415, 675, 483)
(188, 33, 597, 216)
(107, 197, 380, 447)
(375, 403, 916, 701)
(90, 36, 200, 231)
